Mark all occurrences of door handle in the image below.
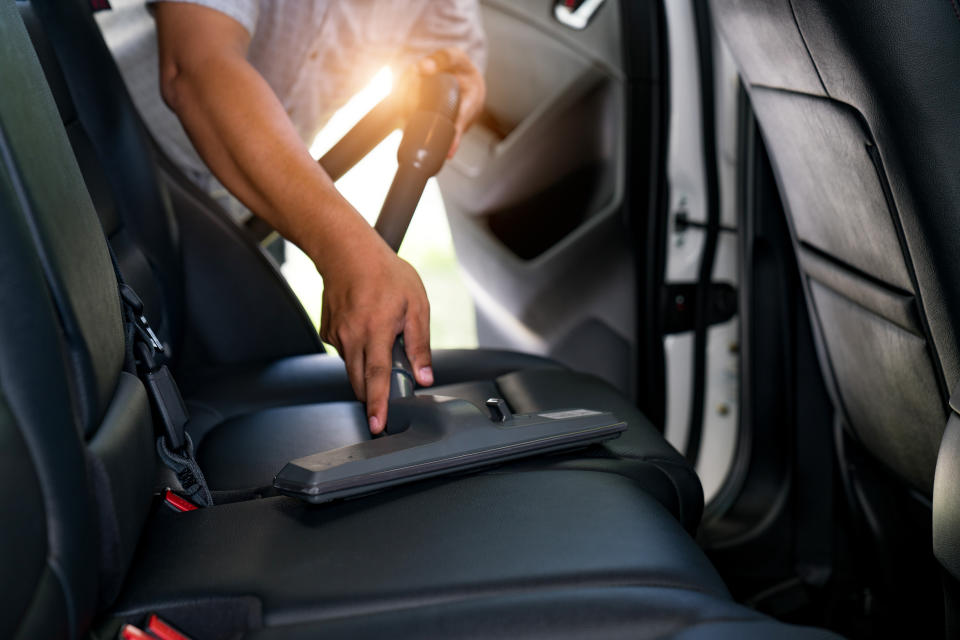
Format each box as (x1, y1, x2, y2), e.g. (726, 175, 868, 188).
(554, 0, 606, 30)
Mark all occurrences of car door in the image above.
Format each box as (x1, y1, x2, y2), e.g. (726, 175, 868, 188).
(437, 0, 662, 406)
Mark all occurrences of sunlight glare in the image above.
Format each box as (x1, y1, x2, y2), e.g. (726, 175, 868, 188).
(282, 66, 478, 348)
(309, 67, 394, 160)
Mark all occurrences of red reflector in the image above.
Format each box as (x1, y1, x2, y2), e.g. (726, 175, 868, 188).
(146, 614, 192, 640)
(162, 489, 198, 512)
(119, 625, 152, 640)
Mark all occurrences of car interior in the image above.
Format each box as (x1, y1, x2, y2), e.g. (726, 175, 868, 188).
(1, 0, 957, 638)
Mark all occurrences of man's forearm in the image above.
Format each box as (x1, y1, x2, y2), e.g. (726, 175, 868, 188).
(161, 49, 377, 272)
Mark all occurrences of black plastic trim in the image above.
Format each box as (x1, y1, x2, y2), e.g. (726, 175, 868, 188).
(684, 0, 722, 464)
(621, 0, 670, 428)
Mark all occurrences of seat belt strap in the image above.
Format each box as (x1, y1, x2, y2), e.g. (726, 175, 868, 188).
(118, 283, 186, 451)
(108, 252, 212, 506)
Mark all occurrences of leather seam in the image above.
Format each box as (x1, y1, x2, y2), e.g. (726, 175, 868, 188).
(785, 0, 830, 96)
(804, 273, 923, 339)
(648, 460, 699, 530)
(261, 580, 731, 628)
(863, 140, 951, 404)
(47, 559, 76, 640)
(797, 240, 914, 299)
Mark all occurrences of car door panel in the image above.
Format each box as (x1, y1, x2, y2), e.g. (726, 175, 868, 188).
(438, 0, 658, 397)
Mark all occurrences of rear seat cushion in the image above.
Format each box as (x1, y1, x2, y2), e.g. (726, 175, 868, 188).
(178, 349, 564, 443)
(111, 470, 840, 639)
(185, 352, 702, 530)
(112, 470, 727, 623)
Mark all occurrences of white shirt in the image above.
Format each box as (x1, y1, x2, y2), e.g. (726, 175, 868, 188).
(97, 0, 486, 219)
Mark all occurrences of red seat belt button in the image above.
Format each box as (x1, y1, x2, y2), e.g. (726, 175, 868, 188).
(162, 488, 198, 512)
(146, 613, 193, 640)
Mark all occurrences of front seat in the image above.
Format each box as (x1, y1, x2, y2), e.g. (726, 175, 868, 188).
(707, 0, 960, 632)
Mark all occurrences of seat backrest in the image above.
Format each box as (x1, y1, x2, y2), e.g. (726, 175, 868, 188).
(0, 3, 159, 635)
(0, 205, 98, 640)
(24, 0, 322, 370)
(20, 0, 183, 353)
(709, 0, 960, 496)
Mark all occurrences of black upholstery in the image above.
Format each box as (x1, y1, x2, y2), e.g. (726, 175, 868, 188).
(190, 363, 703, 529)
(21, 0, 322, 367)
(115, 473, 729, 619)
(0, 15, 119, 636)
(110, 473, 835, 639)
(178, 349, 563, 443)
(174, 357, 704, 529)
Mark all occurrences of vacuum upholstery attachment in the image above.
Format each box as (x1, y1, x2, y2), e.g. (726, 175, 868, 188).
(274, 397, 625, 504)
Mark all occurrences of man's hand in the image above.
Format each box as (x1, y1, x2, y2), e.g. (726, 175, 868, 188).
(414, 47, 486, 158)
(318, 234, 433, 435)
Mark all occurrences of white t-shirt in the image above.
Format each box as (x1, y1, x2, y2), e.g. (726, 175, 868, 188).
(98, 0, 486, 220)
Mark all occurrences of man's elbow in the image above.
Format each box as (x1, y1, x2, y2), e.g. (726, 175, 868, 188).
(159, 58, 188, 114)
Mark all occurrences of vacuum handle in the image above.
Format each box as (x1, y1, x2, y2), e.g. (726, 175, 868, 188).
(377, 73, 460, 398)
(390, 336, 416, 399)
(374, 73, 460, 252)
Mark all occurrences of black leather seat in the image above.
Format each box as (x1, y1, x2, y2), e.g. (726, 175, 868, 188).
(19, 0, 707, 528)
(708, 0, 960, 631)
(0, 5, 842, 637)
(0, 186, 836, 639)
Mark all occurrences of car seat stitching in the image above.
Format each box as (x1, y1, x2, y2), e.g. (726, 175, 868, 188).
(265, 579, 731, 626)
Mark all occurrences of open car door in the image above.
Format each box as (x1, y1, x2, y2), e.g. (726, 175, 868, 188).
(438, 0, 665, 410)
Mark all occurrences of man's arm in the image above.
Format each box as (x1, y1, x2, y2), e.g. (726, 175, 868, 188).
(154, 2, 434, 434)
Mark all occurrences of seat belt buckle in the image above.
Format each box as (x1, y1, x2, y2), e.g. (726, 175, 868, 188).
(161, 488, 198, 512)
